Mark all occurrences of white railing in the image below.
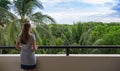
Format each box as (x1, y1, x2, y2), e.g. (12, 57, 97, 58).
(0, 54, 120, 71)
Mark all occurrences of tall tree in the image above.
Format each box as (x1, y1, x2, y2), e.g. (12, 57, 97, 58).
(13, 0, 55, 24)
(0, 0, 13, 27)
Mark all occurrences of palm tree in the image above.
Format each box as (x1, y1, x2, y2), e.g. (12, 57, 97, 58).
(0, 0, 56, 54)
(0, 0, 13, 27)
(12, 0, 56, 45)
(12, 0, 55, 24)
(0, 0, 15, 53)
(13, 0, 43, 22)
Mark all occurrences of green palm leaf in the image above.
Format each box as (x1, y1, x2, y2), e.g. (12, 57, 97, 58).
(13, 0, 43, 18)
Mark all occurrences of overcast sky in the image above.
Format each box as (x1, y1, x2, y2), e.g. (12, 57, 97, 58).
(37, 0, 120, 24)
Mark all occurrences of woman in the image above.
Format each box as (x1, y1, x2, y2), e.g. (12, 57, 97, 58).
(16, 23, 38, 71)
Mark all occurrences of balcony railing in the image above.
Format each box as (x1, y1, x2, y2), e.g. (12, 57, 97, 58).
(0, 45, 120, 56)
(0, 46, 120, 71)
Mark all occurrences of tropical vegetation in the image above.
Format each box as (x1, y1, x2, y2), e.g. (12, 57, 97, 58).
(0, 0, 120, 54)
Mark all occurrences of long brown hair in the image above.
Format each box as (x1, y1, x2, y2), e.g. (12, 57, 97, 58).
(20, 23, 31, 44)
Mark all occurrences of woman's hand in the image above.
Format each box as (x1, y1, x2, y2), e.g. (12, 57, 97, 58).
(32, 46, 38, 52)
(32, 40, 38, 51)
(16, 40, 21, 50)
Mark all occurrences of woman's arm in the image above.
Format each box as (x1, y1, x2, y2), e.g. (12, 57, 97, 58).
(16, 40, 21, 50)
(32, 40, 38, 51)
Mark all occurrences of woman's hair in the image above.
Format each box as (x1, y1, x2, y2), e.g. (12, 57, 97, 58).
(20, 23, 31, 44)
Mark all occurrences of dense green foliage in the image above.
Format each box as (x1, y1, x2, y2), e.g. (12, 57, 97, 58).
(49, 22, 120, 46)
(1, 0, 120, 54)
(2, 22, 120, 54)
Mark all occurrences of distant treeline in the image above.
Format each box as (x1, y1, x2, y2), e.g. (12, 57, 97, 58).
(1, 22, 120, 54)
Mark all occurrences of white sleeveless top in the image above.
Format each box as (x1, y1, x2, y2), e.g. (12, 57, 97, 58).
(18, 33, 36, 65)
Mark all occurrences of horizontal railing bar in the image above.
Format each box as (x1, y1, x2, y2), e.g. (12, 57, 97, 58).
(0, 46, 120, 56)
(0, 45, 120, 49)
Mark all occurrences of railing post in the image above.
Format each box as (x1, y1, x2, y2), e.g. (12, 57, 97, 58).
(66, 47, 69, 56)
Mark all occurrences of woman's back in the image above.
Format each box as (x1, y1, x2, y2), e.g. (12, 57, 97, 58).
(20, 34, 35, 52)
(20, 33, 36, 65)
(16, 23, 37, 71)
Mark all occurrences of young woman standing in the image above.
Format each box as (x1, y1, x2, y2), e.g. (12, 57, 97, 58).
(16, 23, 38, 71)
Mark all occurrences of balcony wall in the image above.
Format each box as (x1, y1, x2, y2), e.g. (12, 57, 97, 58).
(0, 54, 120, 71)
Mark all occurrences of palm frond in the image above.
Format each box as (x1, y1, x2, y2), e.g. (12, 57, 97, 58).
(0, 0, 11, 10)
(0, 7, 17, 27)
(13, 0, 43, 17)
(36, 24, 56, 45)
(42, 14, 56, 24)
(30, 12, 56, 24)
(92, 39, 104, 45)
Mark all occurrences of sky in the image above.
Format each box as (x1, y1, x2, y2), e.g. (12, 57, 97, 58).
(38, 0, 120, 24)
